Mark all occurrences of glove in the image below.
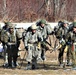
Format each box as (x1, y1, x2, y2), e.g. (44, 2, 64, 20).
(56, 36, 61, 39)
(38, 37, 42, 42)
(59, 38, 65, 45)
(51, 31, 55, 35)
(66, 42, 72, 45)
(28, 40, 34, 44)
(25, 46, 28, 51)
(5, 42, 8, 45)
(41, 42, 46, 48)
(5, 45, 7, 49)
(63, 35, 65, 39)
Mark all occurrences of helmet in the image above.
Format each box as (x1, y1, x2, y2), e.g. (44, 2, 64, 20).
(73, 22, 76, 28)
(40, 19, 46, 24)
(9, 23, 14, 28)
(4, 19, 8, 23)
(0, 24, 1, 29)
(63, 20, 69, 24)
(5, 22, 11, 26)
(4, 20, 11, 25)
(31, 24, 37, 29)
(68, 24, 73, 31)
(58, 20, 63, 27)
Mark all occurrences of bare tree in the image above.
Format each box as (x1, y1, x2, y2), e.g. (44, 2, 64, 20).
(0, 0, 76, 22)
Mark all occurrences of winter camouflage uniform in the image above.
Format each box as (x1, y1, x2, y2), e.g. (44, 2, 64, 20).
(37, 19, 52, 60)
(24, 24, 43, 69)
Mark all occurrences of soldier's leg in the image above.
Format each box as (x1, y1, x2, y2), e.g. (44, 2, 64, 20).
(8, 53, 12, 67)
(25, 45, 32, 70)
(6, 45, 12, 67)
(58, 48, 64, 64)
(37, 49, 42, 62)
(67, 47, 70, 64)
(71, 43, 76, 70)
(32, 57, 37, 69)
(2, 45, 9, 67)
(70, 44, 76, 70)
(26, 45, 32, 61)
(13, 55, 17, 67)
(32, 46, 38, 69)
(3, 45, 7, 61)
(75, 45, 76, 66)
(58, 45, 65, 67)
(71, 50, 76, 69)
(41, 49, 46, 60)
(12, 45, 18, 67)
(66, 45, 72, 65)
(75, 51, 76, 66)
(41, 42, 46, 61)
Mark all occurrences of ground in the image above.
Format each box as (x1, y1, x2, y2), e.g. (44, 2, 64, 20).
(0, 35, 75, 75)
(0, 50, 76, 75)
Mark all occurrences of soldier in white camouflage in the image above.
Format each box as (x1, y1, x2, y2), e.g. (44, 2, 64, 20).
(24, 24, 43, 70)
(37, 19, 52, 61)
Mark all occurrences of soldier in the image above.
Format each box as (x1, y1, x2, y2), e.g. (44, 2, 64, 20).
(55, 20, 69, 68)
(37, 19, 52, 61)
(3, 24, 22, 68)
(1, 21, 11, 66)
(0, 24, 3, 57)
(65, 23, 74, 66)
(54, 21, 63, 37)
(1, 21, 10, 44)
(0, 24, 1, 41)
(65, 22, 76, 70)
(24, 24, 43, 70)
(16, 27, 24, 51)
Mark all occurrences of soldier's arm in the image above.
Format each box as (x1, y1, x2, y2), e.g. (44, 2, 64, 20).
(55, 27, 62, 40)
(24, 32, 29, 47)
(16, 30, 22, 40)
(46, 25, 53, 35)
(37, 31, 43, 42)
(24, 32, 30, 51)
(2, 31, 9, 45)
(65, 32, 72, 45)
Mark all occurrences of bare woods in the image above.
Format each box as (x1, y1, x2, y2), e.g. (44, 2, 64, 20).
(0, 0, 75, 22)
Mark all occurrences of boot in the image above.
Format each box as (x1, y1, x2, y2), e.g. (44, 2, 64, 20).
(25, 62, 31, 70)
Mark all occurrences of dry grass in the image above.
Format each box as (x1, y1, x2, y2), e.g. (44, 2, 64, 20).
(0, 35, 76, 75)
(0, 51, 76, 75)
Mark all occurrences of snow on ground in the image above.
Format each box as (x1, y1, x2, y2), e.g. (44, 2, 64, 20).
(0, 22, 58, 29)
(0, 22, 72, 29)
